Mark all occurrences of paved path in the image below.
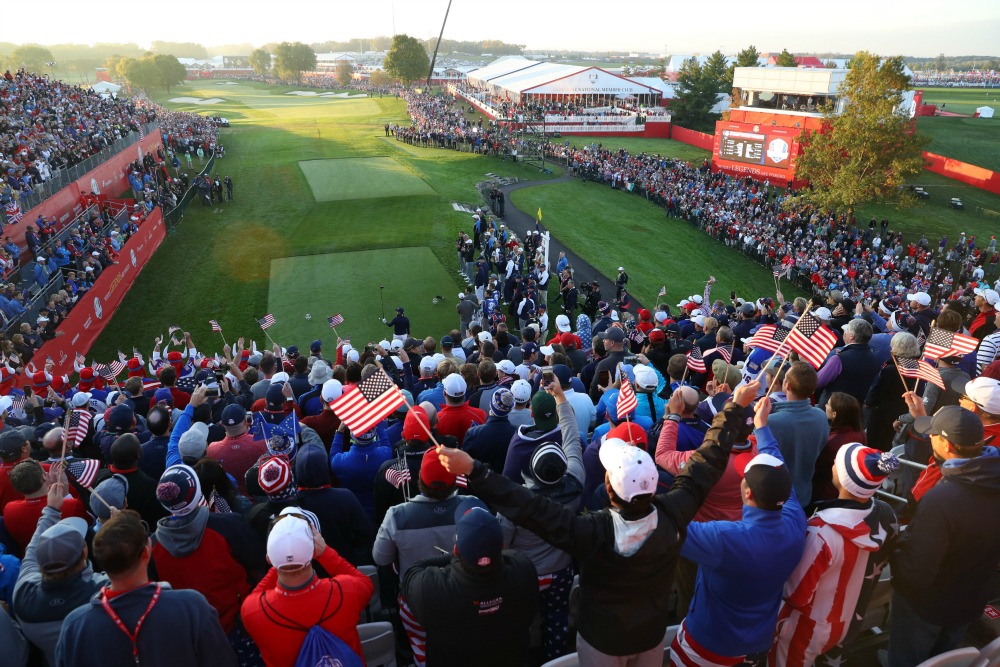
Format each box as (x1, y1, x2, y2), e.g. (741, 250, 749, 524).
(497, 173, 650, 313)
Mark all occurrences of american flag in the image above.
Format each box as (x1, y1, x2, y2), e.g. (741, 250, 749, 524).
(327, 313, 344, 329)
(385, 462, 412, 488)
(787, 312, 838, 369)
(896, 355, 945, 390)
(628, 327, 646, 344)
(74, 352, 87, 369)
(705, 345, 733, 363)
(773, 268, 782, 278)
(922, 327, 979, 360)
(257, 314, 275, 330)
(209, 319, 222, 332)
(686, 346, 706, 373)
(94, 362, 124, 381)
(658, 286, 667, 297)
(67, 409, 93, 449)
(745, 325, 790, 353)
(617, 373, 638, 417)
(329, 370, 405, 435)
(66, 458, 100, 487)
(4, 202, 22, 223)
(9, 395, 24, 412)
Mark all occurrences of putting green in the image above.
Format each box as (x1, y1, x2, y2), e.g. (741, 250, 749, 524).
(267, 247, 460, 346)
(299, 157, 436, 202)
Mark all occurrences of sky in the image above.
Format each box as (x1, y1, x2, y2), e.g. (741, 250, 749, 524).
(9, 0, 1000, 58)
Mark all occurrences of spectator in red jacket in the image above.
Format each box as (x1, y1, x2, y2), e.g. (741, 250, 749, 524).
(241, 508, 374, 667)
(0, 429, 32, 512)
(2, 460, 91, 556)
(435, 374, 485, 446)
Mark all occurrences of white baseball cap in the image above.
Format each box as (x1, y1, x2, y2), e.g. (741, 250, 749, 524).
(539, 345, 555, 357)
(692, 315, 705, 327)
(378, 340, 391, 350)
(346, 349, 360, 363)
(633, 365, 658, 390)
(975, 288, 1000, 306)
(419, 356, 437, 374)
(556, 314, 572, 332)
(442, 373, 467, 398)
(961, 376, 1000, 415)
(598, 438, 658, 502)
(497, 360, 516, 375)
(511, 379, 532, 403)
(907, 292, 931, 306)
(610, 310, 620, 322)
(321, 379, 343, 403)
(477, 331, 493, 343)
(691, 295, 704, 304)
(71, 392, 91, 408)
(811, 307, 832, 321)
(390, 339, 404, 350)
(266, 515, 314, 570)
(270, 372, 290, 384)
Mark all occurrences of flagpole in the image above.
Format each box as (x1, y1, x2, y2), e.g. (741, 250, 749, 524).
(59, 407, 73, 461)
(255, 317, 280, 352)
(218, 330, 228, 348)
(891, 355, 911, 393)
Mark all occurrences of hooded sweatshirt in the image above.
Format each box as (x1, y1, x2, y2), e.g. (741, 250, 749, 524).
(891, 445, 1000, 627)
(771, 498, 899, 667)
(150, 505, 266, 632)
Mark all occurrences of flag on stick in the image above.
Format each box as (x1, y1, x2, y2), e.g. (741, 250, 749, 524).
(67, 409, 93, 449)
(658, 286, 667, 297)
(210, 320, 222, 332)
(744, 325, 790, 353)
(705, 345, 733, 363)
(329, 370, 405, 435)
(617, 374, 638, 417)
(327, 313, 345, 329)
(896, 356, 945, 389)
(536, 207, 542, 220)
(686, 346, 706, 373)
(787, 312, 838, 369)
(257, 314, 276, 330)
(66, 458, 100, 487)
(922, 327, 979, 360)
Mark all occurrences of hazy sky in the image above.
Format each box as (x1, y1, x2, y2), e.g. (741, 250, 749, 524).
(11, 0, 1000, 58)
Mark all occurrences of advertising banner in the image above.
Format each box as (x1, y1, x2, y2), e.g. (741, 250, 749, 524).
(712, 121, 804, 184)
(28, 209, 165, 378)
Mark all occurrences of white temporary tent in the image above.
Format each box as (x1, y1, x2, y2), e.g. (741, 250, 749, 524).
(977, 106, 995, 118)
(90, 81, 122, 98)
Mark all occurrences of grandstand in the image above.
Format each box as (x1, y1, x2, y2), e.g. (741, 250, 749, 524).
(0, 69, 220, 377)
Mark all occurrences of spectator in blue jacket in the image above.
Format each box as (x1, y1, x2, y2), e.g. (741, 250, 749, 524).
(32, 256, 51, 288)
(329, 424, 393, 520)
(670, 382, 807, 665)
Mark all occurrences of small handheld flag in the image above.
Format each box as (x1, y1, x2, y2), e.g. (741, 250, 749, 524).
(257, 314, 276, 330)
(536, 207, 542, 221)
(329, 370, 405, 435)
(210, 320, 222, 332)
(328, 313, 345, 329)
(617, 373, 638, 418)
(686, 347, 706, 373)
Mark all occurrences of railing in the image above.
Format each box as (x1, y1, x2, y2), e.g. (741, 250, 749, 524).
(2, 121, 159, 218)
(164, 150, 217, 230)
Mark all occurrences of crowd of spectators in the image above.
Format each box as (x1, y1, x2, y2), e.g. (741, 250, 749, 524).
(0, 69, 156, 205)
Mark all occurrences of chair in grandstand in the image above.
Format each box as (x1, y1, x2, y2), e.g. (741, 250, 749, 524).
(970, 636, 1000, 666)
(357, 564, 382, 623)
(540, 653, 579, 667)
(914, 647, 980, 666)
(358, 621, 396, 667)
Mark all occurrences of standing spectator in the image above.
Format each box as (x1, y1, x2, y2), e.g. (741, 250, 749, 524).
(865, 332, 921, 451)
(436, 390, 744, 665)
(771, 444, 900, 666)
(13, 466, 108, 667)
(767, 362, 830, 507)
(329, 425, 394, 521)
(3, 459, 91, 556)
(55, 510, 236, 667)
(888, 406, 1000, 666)
(462, 388, 518, 474)
(400, 499, 539, 667)
(150, 464, 266, 657)
(207, 404, 266, 495)
(241, 510, 373, 666)
(811, 392, 867, 504)
(434, 374, 486, 446)
(815, 319, 878, 408)
(670, 387, 806, 666)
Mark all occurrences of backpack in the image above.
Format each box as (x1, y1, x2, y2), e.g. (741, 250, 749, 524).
(259, 583, 364, 667)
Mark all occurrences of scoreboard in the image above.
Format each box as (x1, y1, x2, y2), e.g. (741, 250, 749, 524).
(719, 130, 765, 165)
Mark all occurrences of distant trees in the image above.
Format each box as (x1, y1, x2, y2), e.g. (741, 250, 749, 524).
(383, 34, 429, 87)
(703, 50, 732, 93)
(114, 54, 187, 92)
(794, 52, 929, 216)
(734, 45, 762, 69)
(671, 57, 723, 132)
(369, 69, 396, 87)
(335, 61, 354, 87)
(151, 41, 208, 59)
(6, 45, 55, 72)
(273, 42, 316, 83)
(249, 48, 271, 76)
(775, 49, 798, 67)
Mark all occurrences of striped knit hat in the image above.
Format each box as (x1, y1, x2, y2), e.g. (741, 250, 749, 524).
(835, 443, 900, 499)
(530, 442, 567, 486)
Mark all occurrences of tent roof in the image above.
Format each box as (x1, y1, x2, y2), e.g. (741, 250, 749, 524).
(629, 77, 674, 97)
(489, 62, 585, 93)
(522, 67, 661, 96)
(90, 81, 121, 93)
(466, 57, 542, 84)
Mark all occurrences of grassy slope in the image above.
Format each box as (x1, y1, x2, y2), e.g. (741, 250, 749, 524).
(90, 81, 560, 358)
(917, 116, 1000, 171)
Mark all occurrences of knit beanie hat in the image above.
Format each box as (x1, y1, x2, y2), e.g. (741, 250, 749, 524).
(530, 391, 558, 431)
(156, 464, 204, 516)
(490, 388, 514, 417)
(353, 428, 377, 446)
(835, 443, 900, 499)
(403, 406, 431, 442)
(530, 442, 567, 486)
(259, 455, 297, 501)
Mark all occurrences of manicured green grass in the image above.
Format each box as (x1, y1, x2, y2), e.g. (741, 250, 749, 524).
(916, 116, 1000, 171)
(298, 158, 435, 201)
(917, 87, 1000, 115)
(89, 80, 560, 359)
(267, 248, 458, 346)
(510, 180, 807, 304)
